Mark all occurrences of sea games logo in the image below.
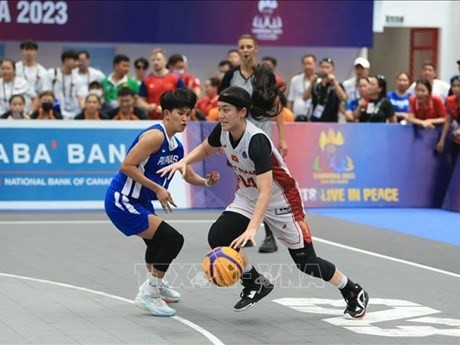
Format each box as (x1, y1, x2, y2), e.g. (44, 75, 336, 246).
(313, 129, 355, 184)
(251, 0, 283, 41)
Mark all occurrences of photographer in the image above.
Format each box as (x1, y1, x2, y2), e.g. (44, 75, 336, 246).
(303, 58, 347, 122)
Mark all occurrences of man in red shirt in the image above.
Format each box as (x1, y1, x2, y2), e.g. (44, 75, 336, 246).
(167, 54, 201, 98)
(138, 49, 184, 120)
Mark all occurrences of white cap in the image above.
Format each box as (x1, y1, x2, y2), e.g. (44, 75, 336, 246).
(354, 57, 370, 69)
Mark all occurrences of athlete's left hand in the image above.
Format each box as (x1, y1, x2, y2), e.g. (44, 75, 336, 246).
(278, 139, 288, 158)
(230, 228, 257, 249)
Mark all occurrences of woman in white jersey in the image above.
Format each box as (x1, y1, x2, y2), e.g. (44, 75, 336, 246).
(159, 68, 369, 318)
(105, 89, 219, 317)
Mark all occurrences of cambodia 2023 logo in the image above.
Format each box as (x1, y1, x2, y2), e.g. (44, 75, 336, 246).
(313, 129, 355, 184)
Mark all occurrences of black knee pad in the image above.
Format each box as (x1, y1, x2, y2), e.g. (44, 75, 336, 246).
(149, 221, 184, 272)
(289, 244, 335, 281)
(208, 211, 249, 249)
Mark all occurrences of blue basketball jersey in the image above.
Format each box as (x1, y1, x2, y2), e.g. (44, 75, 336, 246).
(109, 123, 184, 202)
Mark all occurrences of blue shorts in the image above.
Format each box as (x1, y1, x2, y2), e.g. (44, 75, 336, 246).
(105, 186, 156, 236)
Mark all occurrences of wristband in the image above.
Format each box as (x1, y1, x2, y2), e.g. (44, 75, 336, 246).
(204, 179, 211, 188)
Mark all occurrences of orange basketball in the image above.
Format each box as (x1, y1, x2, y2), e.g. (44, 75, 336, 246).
(203, 246, 244, 287)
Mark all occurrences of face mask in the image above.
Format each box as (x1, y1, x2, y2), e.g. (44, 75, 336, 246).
(41, 102, 54, 111)
(174, 69, 185, 75)
(89, 89, 103, 98)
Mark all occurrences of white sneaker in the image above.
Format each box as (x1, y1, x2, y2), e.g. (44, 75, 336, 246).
(138, 279, 181, 303)
(134, 290, 176, 317)
(159, 281, 181, 303)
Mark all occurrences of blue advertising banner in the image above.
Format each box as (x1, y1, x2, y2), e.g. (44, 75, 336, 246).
(0, 1, 373, 47)
(442, 158, 460, 212)
(0, 121, 188, 209)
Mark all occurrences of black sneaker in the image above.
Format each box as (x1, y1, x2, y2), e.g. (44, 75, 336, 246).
(258, 235, 278, 253)
(344, 284, 369, 318)
(233, 276, 274, 312)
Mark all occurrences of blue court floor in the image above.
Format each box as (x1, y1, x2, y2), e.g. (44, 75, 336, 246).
(309, 208, 460, 246)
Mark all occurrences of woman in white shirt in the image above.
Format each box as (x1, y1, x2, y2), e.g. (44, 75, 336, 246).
(0, 59, 36, 115)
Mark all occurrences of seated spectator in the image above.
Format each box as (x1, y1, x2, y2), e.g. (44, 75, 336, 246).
(30, 91, 63, 120)
(196, 77, 219, 117)
(0, 94, 29, 119)
(74, 94, 108, 120)
(88, 80, 113, 114)
(352, 75, 395, 123)
(107, 87, 147, 120)
(407, 79, 446, 129)
(345, 77, 370, 122)
(437, 75, 460, 164)
(387, 72, 411, 124)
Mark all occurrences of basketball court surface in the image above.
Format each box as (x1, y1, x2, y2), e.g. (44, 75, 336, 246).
(1, 209, 459, 345)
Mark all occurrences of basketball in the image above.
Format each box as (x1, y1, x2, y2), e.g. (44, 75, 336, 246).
(203, 246, 244, 287)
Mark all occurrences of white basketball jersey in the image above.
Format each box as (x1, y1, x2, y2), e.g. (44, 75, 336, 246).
(221, 121, 304, 212)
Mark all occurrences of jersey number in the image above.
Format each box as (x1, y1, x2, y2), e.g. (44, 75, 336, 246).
(238, 175, 257, 188)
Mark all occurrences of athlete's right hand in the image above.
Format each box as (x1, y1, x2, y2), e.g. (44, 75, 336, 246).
(156, 186, 177, 213)
(157, 160, 187, 180)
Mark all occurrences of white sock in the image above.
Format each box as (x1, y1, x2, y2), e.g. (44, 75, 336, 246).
(143, 276, 162, 295)
(337, 275, 348, 289)
(244, 264, 253, 273)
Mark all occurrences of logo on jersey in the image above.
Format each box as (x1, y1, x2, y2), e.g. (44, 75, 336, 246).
(251, 0, 283, 41)
(158, 155, 179, 165)
(242, 151, 248, 159)
(313, 129, 355, 184)
(231, 154, 239, 163)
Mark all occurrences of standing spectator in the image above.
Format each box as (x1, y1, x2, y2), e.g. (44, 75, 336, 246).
(305, 58, 347, 122)
(101, 54, 139, 109)
(261, 56, 283, 85)
(353, 75, 395, 123)
(409, 62, 450, 102)
(344, 77, 370, 122)
(47, 50, 87, 119)
(217, 60, 231, 80)
(0, 59, 36, 115)
(407, 79, 446, 129)
(437, 76, 460, 165)
(286, 54, 316, 121)
(167, 54, 201, 97)
(387, 72, 411, 124)
(227, 49, 241, 68)
(30, 91, 63, 120)
(138, 48, 184, 120)
(75, 50, 105, 90)
(15, 40, 50, 110)
(133, 57, 149, 87)
(0, 94, 29, 119)
(342, 57, 371, 104)
(74, 94, 108, 120)
(108, 87, 147, 120)
(196, 77, 219, 117)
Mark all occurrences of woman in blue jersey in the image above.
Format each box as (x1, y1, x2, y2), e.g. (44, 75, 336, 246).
(159, 67, 369, 319)
(105, 89, 219, 317)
